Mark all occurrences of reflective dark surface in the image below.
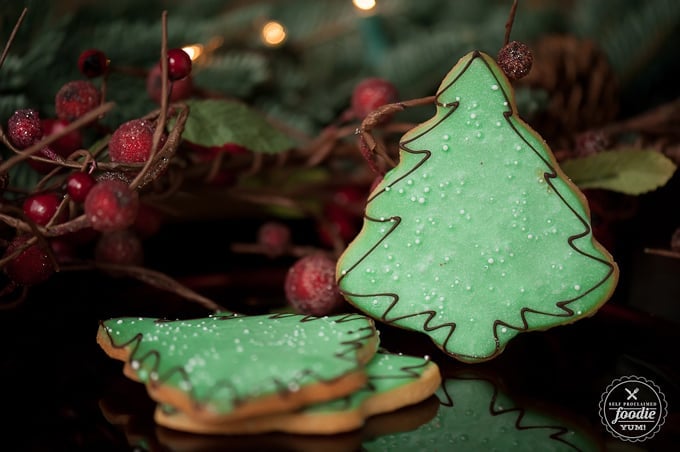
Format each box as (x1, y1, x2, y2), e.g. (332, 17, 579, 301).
(1, 218, 679, 451)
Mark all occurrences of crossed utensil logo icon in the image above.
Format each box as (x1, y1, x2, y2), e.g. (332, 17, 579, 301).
(625, 386, 639, 401)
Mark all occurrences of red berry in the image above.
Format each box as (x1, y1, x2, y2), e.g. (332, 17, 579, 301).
(351, 78, 398, 121)
(84, 179, 139, 232)
(95, 229, 143, 266)
(317, 205, 360, 248)
(22, 192, 62, 226)
(284, 253, 346, 316)
(166, 48, 192, 81)
(257, 221, 291, 258)
(331, 185, 366, 213)
(146, 64, 194, 104)
(61, 226, 100, 247)
(7, 109, 43, 149)
(108, 119, 165, 163)
(41, 118, 83, 155)
(49, 238, 77, 263)
(574, 130, 609, 157)
(66, 172, 96, 202)
(497, 41, 533, 81)
(3, 236, 54, 285)
(78, 48, 109, 78)
(132, 203, 164, 239)
(55, 80, 101, 122)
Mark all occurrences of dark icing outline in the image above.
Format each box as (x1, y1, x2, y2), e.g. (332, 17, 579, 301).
(100, 312, 378, 412)
(338, 51, 617, 362)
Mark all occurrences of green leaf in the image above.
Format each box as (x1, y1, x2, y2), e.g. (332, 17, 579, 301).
(180, 99, 296, 154)
(560, 149, 677, 195)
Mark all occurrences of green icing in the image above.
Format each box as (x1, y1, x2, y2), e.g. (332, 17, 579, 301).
(100, 313, 376, 414)
(337, 51, 617, 362)
(362, 376, 600, 451)
(159, 351, 432, 416)
(304, 351, 433, 414)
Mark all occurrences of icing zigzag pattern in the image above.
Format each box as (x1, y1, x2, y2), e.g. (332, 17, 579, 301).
(337, 51, 618, 362)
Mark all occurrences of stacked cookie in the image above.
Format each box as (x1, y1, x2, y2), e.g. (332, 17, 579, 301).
(97, 312, 441, 435)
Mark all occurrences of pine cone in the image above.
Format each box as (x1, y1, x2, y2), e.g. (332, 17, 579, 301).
(516, 34, 620, 150)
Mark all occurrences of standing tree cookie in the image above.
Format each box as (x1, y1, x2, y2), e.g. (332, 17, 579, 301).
(336, 51, 618, 363)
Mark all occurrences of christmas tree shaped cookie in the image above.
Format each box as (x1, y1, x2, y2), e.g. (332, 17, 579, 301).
(97, 312, 379, 423)
(337, 51, 618, 363)
(154, 350, 441, 435)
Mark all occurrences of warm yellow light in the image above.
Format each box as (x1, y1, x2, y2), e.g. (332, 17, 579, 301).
(181, 44, 204, 61)
(353, 0, 376, 11)
(261, 21, 287, 47)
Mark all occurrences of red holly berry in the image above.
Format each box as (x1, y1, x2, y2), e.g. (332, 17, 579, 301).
(257, 221, 291, 258)
(95, 229, 144, 266)
(61, 226, 100, 247)
(22, 192, 62, 226)
(132, 203, 164, 239)
(3, 236, 54, 286)
(7, 109, 43, 149)
(330, 185, 367, 213)
(317, 204, 360, 248)
(49, 238, 77, 263)
(166, 48, 192, 81)
(66, 172, 96, 203)
(351, 78, 398, 121)
(78, 48, 109, 78)
(574, 130, 609, 157)
(317, 185, 366, 247)
(41, 118, 83, 155)
(84, 179, 139, 232)
(497, 41, 533, 81)
(108, 118, 165, 163)
(55, 80, 101, 122)
(284, 253, 346, 316)
(146, 63, 194, 104)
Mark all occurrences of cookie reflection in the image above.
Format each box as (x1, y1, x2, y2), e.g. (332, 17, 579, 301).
(362, 372, 603, 451)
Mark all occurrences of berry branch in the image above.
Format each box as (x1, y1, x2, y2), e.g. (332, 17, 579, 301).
(0, 9, 219, 312)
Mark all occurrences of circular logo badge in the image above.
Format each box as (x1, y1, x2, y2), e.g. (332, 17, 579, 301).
(599, 375, 667, 442)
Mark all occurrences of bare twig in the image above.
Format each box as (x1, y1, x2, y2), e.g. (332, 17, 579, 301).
(504, 0, 520, 46)
(358, 96, 436, 171)
(130, 10, 170, 190)
(58, 261, 227, 312)
(0, 7, 27, 70)
(0, 102, 115, 174)
(644, 248, 680, 259)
